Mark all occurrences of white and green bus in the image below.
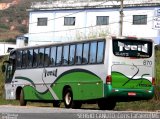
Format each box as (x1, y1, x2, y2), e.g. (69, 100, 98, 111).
(2, 36, 155, 110)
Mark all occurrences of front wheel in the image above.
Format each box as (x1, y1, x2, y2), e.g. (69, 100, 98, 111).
(19, 89, 27, 106)
(63, 88, 82, 109)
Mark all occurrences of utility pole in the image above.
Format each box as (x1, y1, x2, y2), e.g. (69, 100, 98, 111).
(119, 0, 124, 36)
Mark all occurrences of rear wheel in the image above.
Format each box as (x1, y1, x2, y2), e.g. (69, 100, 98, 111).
(63, 88, 82, 109)
(98, 99, 116, 110)
(19, 89, 27, 106)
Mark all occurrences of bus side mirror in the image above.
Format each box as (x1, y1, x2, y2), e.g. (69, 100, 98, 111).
(1, 65, 5, 73)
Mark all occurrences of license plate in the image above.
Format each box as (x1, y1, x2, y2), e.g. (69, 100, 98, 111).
(128, 92, 136, 96)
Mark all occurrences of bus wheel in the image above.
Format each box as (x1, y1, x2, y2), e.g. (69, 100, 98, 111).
(63, 88, 73, 108)
(63, 88, 82, 109)
(53, 101, 61, 107)
(98, 99, 116, 110)
(20, 89, 27, 106)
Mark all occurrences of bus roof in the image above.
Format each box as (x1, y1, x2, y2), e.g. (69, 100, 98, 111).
(11, 36, 153, 52)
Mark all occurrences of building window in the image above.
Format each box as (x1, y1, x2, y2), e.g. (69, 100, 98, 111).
(96, 16, 109, 25)
(64, 17, 75, 26)
(133, 15, 147, 25)
(37, 18, 48, 26)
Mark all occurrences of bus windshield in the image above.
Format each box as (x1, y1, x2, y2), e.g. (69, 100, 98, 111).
(113, 39, 152, 58)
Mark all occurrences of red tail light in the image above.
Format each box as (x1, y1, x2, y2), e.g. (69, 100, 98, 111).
(152, 77, 155, 85)
(106, 75, 112, 84)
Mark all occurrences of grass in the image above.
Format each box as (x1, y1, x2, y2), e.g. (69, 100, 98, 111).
(0, 49, 160, 111)
(115, 100, 160, 111)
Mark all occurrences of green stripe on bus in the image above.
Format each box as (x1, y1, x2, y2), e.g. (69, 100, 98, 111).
(23, 86, 53, 100)
(111, 72, 152, 90)
(15, 76, 35, 87)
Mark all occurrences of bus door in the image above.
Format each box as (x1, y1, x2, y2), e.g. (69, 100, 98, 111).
(5, 63, 14, 83)
(3, 51, 17, 99)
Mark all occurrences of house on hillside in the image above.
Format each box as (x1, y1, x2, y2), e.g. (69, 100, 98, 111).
(27, 0, 160, 46)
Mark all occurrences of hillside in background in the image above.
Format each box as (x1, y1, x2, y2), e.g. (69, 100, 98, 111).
(0, 0, 159, 43)
(0, 0, 47, 42)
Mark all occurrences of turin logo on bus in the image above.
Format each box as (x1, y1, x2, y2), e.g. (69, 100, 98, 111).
(118, 41, 148, 53)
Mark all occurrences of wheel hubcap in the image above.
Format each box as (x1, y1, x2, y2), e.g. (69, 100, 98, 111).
(65, 92, 71, 105)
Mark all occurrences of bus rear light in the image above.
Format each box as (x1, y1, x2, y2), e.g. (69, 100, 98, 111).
(106, 75, 112, 84)
(152, 77, 155, 85)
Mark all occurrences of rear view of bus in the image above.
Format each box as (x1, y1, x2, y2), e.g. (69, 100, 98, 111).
(105, 37, 155, 105)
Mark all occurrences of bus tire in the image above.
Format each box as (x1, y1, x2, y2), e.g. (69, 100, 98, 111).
(63, 88, 74, 108)
(20, 89, 27, 106)
(63, 88, 82, 109)
(98, 99, 116, 110)
(53, 101, 61, 107)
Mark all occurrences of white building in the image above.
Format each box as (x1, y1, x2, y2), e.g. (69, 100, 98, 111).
(0, 43, 16, 56)
(28, 0, 160, 46)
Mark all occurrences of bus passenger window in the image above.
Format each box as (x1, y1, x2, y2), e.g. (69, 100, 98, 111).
(44, 48, 50, 67)
(69, 45, 75, 65)
(38, 48, 44, 67)
(22, 50, 28, 68)
(33, 49, 38, 67)
(82, 43, 89, 64)
(76, 44, 82, 64)
(28, 49, 33, 68)
(97, 41, 104, 63)
(16, 50, 22, 68)
(62, 45, 69, 65)
(56, 46, 62, 66)
(50, 47, 56, 66)
(89, 42, 97, 64)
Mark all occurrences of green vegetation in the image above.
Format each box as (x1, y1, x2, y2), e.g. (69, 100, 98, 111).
(0, 48, 160, 110)
(0, 0, 48, 42)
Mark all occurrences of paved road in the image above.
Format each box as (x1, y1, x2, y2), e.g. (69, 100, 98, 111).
(0, 105, 160, 119)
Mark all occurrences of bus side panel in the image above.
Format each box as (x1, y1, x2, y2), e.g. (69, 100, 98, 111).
(21, 69, 104, 101)
(52, 69, 103, 100)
